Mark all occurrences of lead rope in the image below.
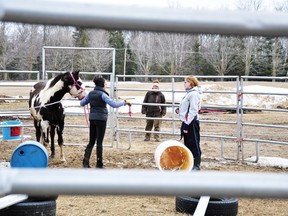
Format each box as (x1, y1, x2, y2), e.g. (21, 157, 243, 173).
(128, 105, 132, 117)
(84, 105, 90, 128)
(29, 99, 63, 110)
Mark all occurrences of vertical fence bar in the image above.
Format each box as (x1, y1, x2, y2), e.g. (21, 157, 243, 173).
(235, 76, 242, 160)
(239, 77, 245, 161)
(42, 46, 46, 81)
(171, 77, 176, 134)
(110, 48, 116, 147)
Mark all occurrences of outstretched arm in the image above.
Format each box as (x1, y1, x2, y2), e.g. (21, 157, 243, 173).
(102, 93, 125, 108)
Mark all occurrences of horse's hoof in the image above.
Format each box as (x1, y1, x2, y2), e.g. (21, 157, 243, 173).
(61, 158, 66, 163)
(51, 155, 55, 159)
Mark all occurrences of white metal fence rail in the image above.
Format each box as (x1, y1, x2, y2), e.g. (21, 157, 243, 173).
(239, 76, 288, 162)
(1, 169, 288, 198)
(0, 70, 40, 81)
(1, 0, 288, 37)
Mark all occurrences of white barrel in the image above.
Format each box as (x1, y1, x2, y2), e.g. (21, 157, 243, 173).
(154, 140, 194, 172)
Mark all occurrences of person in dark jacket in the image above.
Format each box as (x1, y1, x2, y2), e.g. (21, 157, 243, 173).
(141, 80, 166, 142)
(80, 76, 131, 168)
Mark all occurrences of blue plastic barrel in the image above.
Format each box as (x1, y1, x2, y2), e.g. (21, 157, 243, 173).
(10, 141, 48, 168)
(1, 120, 22, 140)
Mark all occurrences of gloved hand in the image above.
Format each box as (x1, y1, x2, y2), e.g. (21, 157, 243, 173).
(125, 100, 132, 106)
(175, 108, 179, 114)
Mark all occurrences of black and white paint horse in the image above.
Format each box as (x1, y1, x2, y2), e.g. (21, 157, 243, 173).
(29, 70, 86, 162)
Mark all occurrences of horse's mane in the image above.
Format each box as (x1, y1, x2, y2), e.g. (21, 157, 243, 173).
(29, 73, 66, 100)
(49, 72, 66, 88)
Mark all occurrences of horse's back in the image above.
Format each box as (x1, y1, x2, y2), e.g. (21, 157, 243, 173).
(29, 81, 46, 108)
(31, 82, 46, 94)
(30, 81, 46, 99)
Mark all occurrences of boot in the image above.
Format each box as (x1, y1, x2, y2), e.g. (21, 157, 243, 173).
(144, 132, 151, 141)
(192, 157, 201, 171)
(96, 148, 104, 168)
(154, 134, 161, 142)
(83, 147, 93, 168)
(96, 158, 103, 168)
(144, 136, 150, 141)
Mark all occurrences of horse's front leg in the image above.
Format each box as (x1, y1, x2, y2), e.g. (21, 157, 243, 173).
(57, 121, 65, 162)
(40, 120, 50, 147)
(50, 125, 56, 159)
(34, 120, 41, 142)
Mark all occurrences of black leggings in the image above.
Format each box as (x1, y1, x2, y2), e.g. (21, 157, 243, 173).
(87, 120, 107, 158)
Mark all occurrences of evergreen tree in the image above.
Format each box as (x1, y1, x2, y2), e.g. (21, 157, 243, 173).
(108, 31, 126, 79)
(226, 36, 245, 76)
(72, 27, 89, 70)
(271, 37, 286, 76)
(251, 37, 273, 76)
(190, 38, 216, 76)
(124, 44, 137, 81)
(73, 27, 89, 47)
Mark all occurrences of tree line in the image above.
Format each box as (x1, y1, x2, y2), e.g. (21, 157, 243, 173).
(1, 0, 288, 81)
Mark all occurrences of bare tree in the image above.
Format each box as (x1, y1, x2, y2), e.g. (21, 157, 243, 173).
(167, 0, 182, 8)
(273, 0, 288, 76)
(86, 29, 112, 72)
(153, 33, 194, 75)
(0, 22, 14, 80)
(274, 0, 288, 11)
(44, 26, 75, 71)
(236, 0, 264, 11)
(271, 37, 285, 76)
(128, 30, 195, 76)
(7, 24, 43, 79)
(236, 0, 265, 76)
(44, 26, 74, 47)
(244, 37, 257, 76)
(202, 35, 240, 76)
(128, 31, 156, 76)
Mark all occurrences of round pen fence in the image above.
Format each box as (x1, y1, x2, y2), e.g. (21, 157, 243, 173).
(1, 75, 288, 161)
(0, 70, 40, 81)
(239, 76, 288, 162)
(114, 75, 288, 162)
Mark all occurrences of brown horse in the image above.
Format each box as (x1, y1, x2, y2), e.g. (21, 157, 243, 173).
(28, 71, 86, 162)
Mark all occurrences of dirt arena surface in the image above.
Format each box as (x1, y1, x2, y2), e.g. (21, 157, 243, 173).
(1, 81, 288, 216)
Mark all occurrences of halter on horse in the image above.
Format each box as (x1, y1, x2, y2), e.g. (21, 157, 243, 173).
(29, 70, 86, 162)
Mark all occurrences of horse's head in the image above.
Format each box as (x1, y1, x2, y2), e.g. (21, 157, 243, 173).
(63, 70, 87, 100)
